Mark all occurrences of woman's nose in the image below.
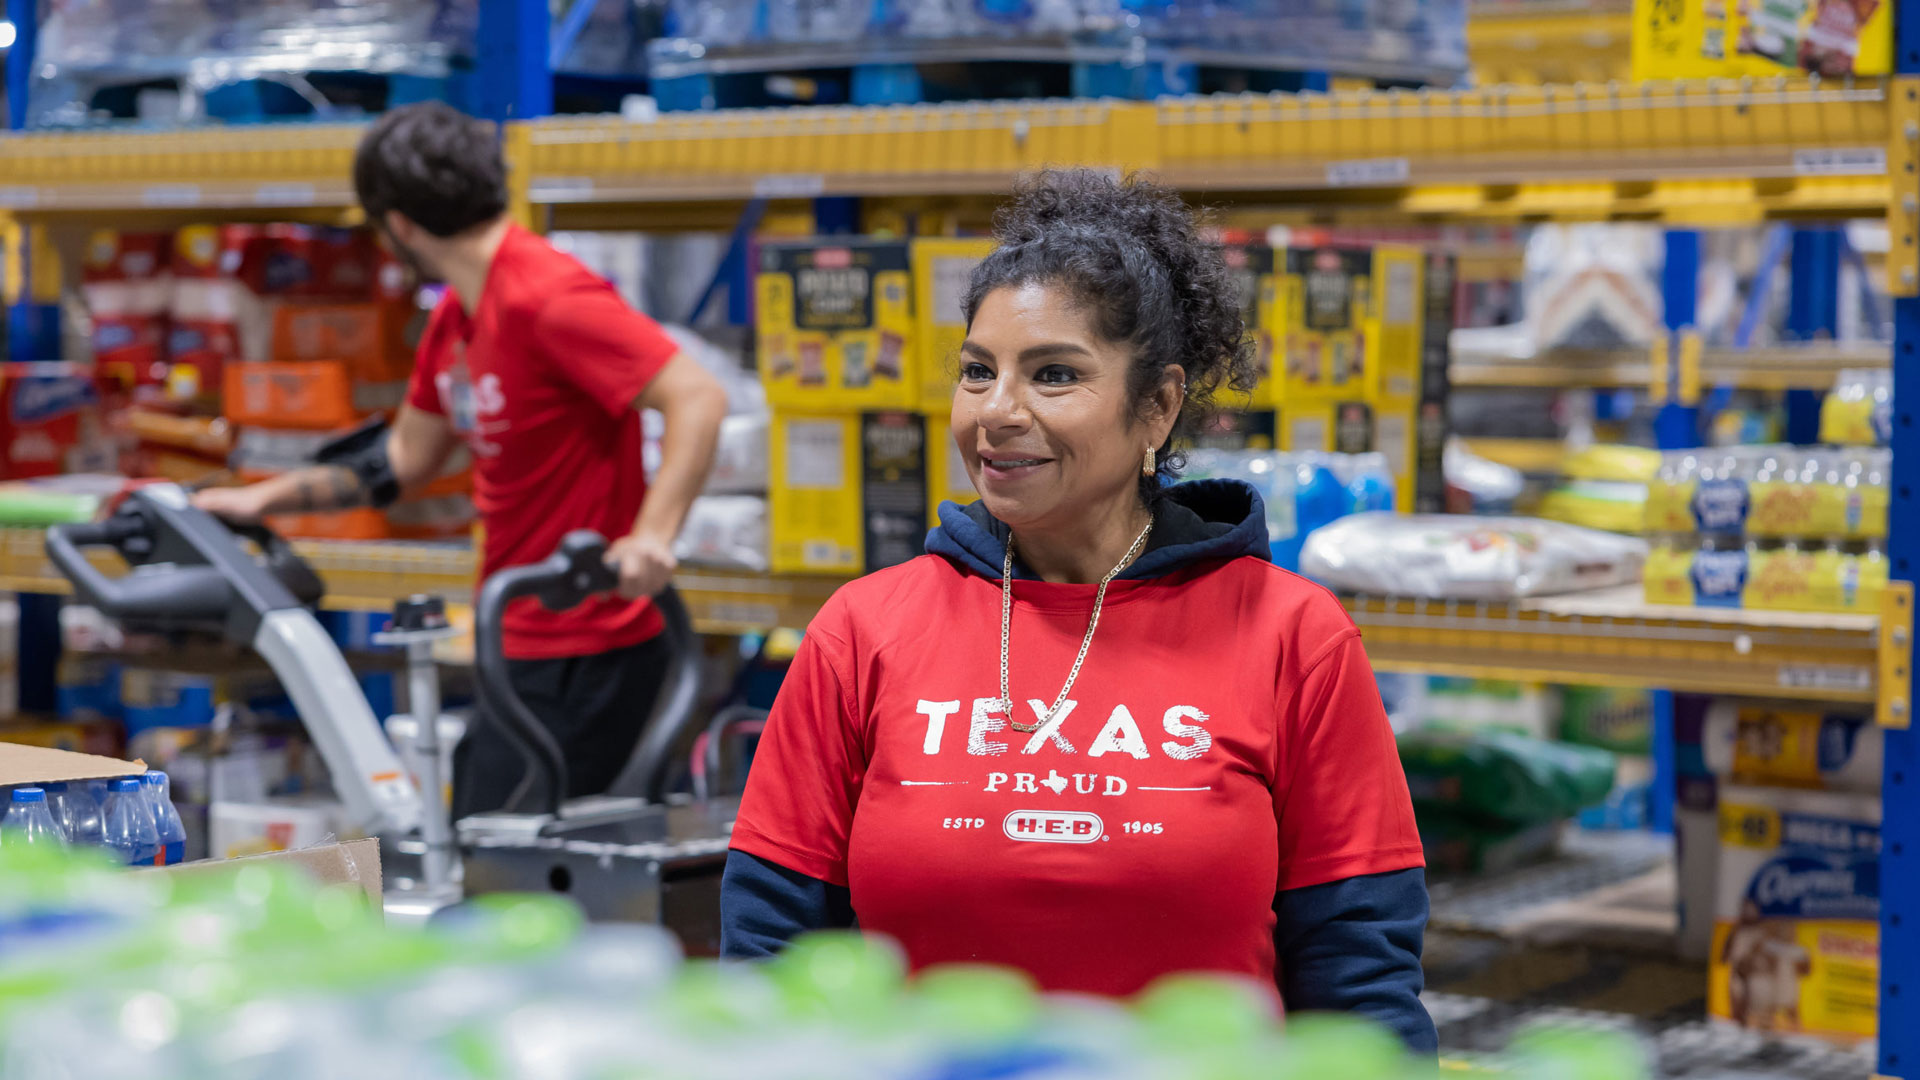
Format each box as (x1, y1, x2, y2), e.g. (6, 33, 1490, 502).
(979, 373, 1030, 431)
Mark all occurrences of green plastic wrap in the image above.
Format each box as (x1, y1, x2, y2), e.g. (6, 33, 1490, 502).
(1399, 728, 1618, 826)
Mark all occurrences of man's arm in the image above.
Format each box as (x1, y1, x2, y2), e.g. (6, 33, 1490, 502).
(194, 406, 461, 522)
(604, 353, 728, 598)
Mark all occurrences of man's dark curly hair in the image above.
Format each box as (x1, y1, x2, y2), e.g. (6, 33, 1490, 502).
(962, 169, 1257, 499)
(353, 102, 508, 238)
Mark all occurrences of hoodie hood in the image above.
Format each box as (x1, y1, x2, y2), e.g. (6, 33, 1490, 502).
(926, 478, 1271, 582)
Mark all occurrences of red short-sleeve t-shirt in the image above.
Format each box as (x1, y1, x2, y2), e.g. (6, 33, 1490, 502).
(406, 225, 678, 659)
(730, 554, 1424, 997)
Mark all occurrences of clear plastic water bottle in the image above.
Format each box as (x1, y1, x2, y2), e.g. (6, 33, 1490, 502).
(101, 777, 160, 866)
(142, 771, 187, 866)
(44, 781, 105, 847)
(3, 787, 68, 848)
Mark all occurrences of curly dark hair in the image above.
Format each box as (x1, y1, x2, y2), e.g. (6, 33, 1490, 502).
(353, 102, 508, 238)
(962, 169, 1257, 499)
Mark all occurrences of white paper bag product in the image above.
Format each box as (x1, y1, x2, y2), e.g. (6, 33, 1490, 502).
(674, 495, 769, 573)
(1300, 513, 1648, 599)
(1711, 785, 1879, 1045)
(1701, 700, 1882, 793)
(706, 414, 770, 494)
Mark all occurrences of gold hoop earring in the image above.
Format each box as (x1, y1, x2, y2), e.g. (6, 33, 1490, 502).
(1143, 447, 1156, 478)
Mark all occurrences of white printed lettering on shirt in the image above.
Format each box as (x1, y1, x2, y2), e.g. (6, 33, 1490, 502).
(1019, 698, 1078, 755)
(917, 699, 961, 755)
(1086, 704, 1151, 760)
(967, 697, 1010, 756)
(1160, 705, 1214, 761)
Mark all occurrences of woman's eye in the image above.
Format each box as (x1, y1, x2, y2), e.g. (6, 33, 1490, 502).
(961, 362, 994, 382)
(1035, 365, 1078, 385)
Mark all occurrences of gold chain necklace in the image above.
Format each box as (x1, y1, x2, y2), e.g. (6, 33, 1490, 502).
(1001, 515, 1155, 734)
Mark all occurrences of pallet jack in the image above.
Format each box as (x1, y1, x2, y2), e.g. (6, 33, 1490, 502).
(47, 484, 738, 952)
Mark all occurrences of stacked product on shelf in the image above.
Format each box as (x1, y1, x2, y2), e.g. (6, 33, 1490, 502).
(0, 841, 1646, 1078)
(1181, 447, 1394, 573)
(1398, 726, 1618, 875)
(757, 236, 994, 575)
(1644, 443, 1889, 614)
(1672, 699, 1883, 1046)
(754, 234, 1449, 575)
(647, 0, 1468, 96)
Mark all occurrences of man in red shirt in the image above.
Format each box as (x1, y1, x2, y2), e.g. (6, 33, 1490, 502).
(197, 102, 728, 818)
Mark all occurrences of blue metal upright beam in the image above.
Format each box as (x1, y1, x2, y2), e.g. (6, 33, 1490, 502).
(5, 0, 34, 130)
(1785, 227, 1842, 444)
(475, 0, 553, 122)
(1885, 2, 1920, 1071)
(1656, 230, 1702, 452)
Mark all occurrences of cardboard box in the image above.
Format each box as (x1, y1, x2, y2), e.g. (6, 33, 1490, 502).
(1415, 252, 1456, 514)
(1632, 0, 1891, 81)
(156, 835, 383, 910)
(770, 410, 927, 574)
(0, 740, 145, 788)
(208, 797, 363, 861)
(1367, 246, 1425, 404)
(224, 361, 357, 429)
(925, 410, 977, 529)
(1281, 247, 1373, 402)
(271, 301, 413, 382)
(911, 237, 995, 410)
(1219, 240, 1280, 409)
(756, 240, 917, 411)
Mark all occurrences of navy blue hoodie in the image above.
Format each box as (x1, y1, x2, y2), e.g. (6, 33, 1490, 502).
(720, 480, 1436, 1054)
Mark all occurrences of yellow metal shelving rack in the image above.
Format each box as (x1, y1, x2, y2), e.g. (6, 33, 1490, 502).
(0, 76, 1908, 709)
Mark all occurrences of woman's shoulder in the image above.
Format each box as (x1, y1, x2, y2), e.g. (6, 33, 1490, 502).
(806, 555, 977, 642)
(1200, 556, 1357, 638)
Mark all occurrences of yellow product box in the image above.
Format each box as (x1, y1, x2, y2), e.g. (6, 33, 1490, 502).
(924, 411, 978, 529)
(1280, 398, 1415, 511)
(1219, 241, 1281, 409)
(1633, 0, 1890, 81)
(1367, 246, 1425, 404)
(1702, 701, 1882, 791)
(1710, 786, 1879, 1046)
(770, 410, 930, 575)
(1808, 546, 1887, 614)
(757, 240, 917, 411)
(1742, 546, 1819, 612)
(1280, 247, 1373, 403)
(912, 238, 996, 411)
(1643, 540, 1697, 607)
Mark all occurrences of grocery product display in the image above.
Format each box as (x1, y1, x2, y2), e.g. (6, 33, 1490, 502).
(1, 2, 1919, 1076)
(1299, 513, 1649, 600)
(0, 842, 1648, 1080)
(1643, 445, 1890, 614)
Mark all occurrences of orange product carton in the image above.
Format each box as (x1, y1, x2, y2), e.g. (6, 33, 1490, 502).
(224, 362, 357, 430)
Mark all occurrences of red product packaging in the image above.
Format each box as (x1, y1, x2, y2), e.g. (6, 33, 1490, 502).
(0, 366, 102, 479)
(81, 231, 172, 385)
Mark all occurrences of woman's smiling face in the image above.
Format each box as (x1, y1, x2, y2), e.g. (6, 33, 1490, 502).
(952, 282, 1177, 533)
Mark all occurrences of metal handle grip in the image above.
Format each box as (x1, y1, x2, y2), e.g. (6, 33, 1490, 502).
(472, 530, 617, 816)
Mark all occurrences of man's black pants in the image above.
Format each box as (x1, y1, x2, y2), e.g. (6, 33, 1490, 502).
(453, 634, 673, 819)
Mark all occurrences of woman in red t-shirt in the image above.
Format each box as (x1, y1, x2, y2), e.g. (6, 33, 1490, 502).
(722, 170, 1434, 1051)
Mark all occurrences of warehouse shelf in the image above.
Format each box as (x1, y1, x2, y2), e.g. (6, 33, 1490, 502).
(1464, 1, 1632, 87)
(523, 78, 1892, 222)
(1451, 340, 1888, 390)
(0, 526, 1885, 703)
(1346, 586, 1881, 704)
(0, 528, 846, 637)
(0, 124, 365, 215)
(0, 79, 1888, 225)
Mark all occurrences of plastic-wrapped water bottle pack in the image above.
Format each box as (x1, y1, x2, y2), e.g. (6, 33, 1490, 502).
(0, 843, 1648, 1079)
(650, 0, 1468, 84)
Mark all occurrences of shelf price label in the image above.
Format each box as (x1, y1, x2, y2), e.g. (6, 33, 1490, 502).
(253, 183, 318, 207)
(141, 184, 202, 208)
(1792, 147, 1886, 176)
(1776, 664, 1872, 692)
(1325, 158, 1410, 188)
